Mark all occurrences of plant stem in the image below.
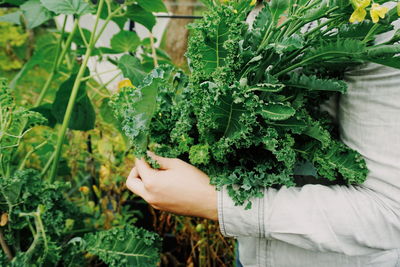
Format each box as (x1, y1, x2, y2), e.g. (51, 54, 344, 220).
(34, 17, 67, 107)
(49, 0, 106, 183)
(18, 140, 47, 171)
(34, 18, 79, 107)
(0, 228, 13, 261)
(150, 32, 159, 67)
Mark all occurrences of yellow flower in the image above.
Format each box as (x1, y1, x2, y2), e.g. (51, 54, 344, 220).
(250, 0, 257, 6)
(350, 7, 367, 23)
(352, 0, 370, 8)
(370, 3, 389, 23)
(118, 79, 134, 89)
(349, 0, 370, 23)
(79, 186, 90, 195)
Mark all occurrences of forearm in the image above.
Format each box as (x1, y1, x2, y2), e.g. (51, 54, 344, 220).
(218, 184, 400, 256)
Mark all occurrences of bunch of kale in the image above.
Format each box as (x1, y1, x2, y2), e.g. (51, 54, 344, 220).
(111, 0, 400, 207)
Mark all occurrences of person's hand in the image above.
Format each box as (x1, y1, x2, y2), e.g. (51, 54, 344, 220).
(126, 152, 218, 221)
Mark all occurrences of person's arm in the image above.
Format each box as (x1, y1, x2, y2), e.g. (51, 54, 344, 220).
(126, 152, 400, 256)
(218, 183, 400, 256)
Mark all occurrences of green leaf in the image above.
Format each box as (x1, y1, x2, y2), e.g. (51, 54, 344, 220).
(110, 31, 140, 53)
(269, 34, 304, 54)
(247, 82, 284, 93)
(110, 68, 165, 155)
(0, 11, 22, 25)
(10, 34, 58, 88)
(269, 117, 308, 133)
(198, 20, 230, 74)
(51, 73, 96, 131)
(261, 103, 296, 121)
(269, 0, 289, 23)
(366, 44, 400, 58)
(304, 39, 366, 61)
(286, 73, 347, 93)
(214, 95, 247, 138)
(136, 0, 167, 13)
(83, 226, 161, 267)
(118, 54, 147, 86)
(31, 104, 57, 128)
(21, 0, 53, 29)
(71, 27, 91, 46)
(369, 56, 400, 69)
(126, 4, 156, 31)
(40, 0, 93, 15)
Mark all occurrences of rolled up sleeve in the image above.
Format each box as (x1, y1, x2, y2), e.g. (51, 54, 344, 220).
(218, 184, 400, 256)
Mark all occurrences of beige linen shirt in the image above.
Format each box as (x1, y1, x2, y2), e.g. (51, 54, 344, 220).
(218, 5, 400, 267)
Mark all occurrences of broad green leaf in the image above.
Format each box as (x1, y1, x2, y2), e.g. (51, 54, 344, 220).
(269, 34, 304, 54)
(110, 31, 140, 53)
(21, 0, 53, 29)
(369, 56, 400, 69)
(302, 0, 329, 21)
(261, 103, 295, 121)
(10, 34, 58, 88)
(126, 4, 156, 31)
(300, 39, 366, 66)
(40, 0, 93, 15)
(366, 44, 400, 57)
(0, 11, 22, 25)
(213, 95, 247, 138)
(110, 68, 165, 155)
(269, 0, 289, 23)
(198, 20, 230, 74)
(118, 54, 147, 86)
(10, 34, 58, 89)
(83, 226, 161, 267)
(31, 104, 57, 128)
(312, 141, 368, 184)
(71, 27, 91, 46)
(269, 117, 308, 133)
(285, 73, 347, 93)
(137, 0, 167, 13)
(52, 73, 96, 131)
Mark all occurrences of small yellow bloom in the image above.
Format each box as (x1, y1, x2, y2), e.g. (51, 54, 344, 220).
(79, 186, 90, 195)
(349, 0, 370, 23)
(118, 79, 134, 89)
(350, 7, 367, 23)
(250, 0, 257, 6)
(370, 3, 389, 23)
(352, 0, 370, 8)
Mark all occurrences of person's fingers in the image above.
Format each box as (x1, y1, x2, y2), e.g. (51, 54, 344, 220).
(128, 166, 139, 179)
(126, 173, 147, 198)
(135, 157, 157, 179)
(147, 151, 179, 170)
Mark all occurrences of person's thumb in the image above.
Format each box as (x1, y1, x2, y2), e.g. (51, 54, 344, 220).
(135, 157, 156, 179)
(147, 151, 178, 170)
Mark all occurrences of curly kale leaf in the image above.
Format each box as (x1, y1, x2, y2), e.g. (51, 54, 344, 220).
(0, 78, 46, 168)
(82, 226, 161, 267)
(110, 68, 165, 156)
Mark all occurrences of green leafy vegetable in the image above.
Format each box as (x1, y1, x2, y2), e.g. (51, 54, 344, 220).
(81, 226, 162, 267)
(111, 0, 400, 207)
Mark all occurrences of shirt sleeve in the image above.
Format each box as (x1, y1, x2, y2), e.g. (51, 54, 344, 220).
(217, 184, 400, 256)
